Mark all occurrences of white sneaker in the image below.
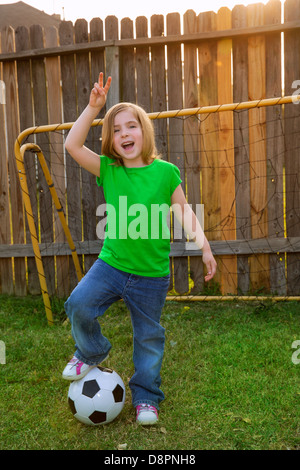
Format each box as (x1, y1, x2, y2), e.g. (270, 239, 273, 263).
(136, 404, 159, 425)
(62, 354, 108, 381)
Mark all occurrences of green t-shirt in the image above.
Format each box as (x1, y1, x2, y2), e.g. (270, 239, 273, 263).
(96, 156, 182, 277)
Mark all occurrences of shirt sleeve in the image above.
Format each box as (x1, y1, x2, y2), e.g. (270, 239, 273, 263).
(170, 163, 182, 195)
(96, 155, 108, 187)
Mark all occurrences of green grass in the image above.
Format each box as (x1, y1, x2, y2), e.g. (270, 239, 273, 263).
(0, 294, 299, 450)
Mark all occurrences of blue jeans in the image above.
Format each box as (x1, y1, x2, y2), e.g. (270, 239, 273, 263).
(64, 259, 170, 409)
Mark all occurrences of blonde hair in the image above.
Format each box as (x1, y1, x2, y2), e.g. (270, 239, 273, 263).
(101, 102, 158, 166)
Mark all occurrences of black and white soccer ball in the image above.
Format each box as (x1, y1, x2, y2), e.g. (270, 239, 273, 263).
(68, 366, 125, 425)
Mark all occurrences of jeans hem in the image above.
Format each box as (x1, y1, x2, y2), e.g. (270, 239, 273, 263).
(74, 350, 110, 366)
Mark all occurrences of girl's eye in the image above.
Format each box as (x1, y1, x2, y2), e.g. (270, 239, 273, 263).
(114, 129, 119, 133)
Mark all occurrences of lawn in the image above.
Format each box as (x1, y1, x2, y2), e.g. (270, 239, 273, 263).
(0, 294, 299, 450)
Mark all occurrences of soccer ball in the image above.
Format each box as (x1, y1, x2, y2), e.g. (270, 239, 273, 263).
(68, 366, 126, 425)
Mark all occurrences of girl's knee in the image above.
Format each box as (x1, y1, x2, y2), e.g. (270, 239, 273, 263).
(65, 290, 85, 320)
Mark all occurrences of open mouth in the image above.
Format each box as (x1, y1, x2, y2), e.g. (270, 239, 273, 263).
(122, 142, 134, 151)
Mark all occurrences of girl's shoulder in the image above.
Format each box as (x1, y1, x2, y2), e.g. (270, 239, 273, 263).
(154, 159, 182, 190)
(100, 155, 116, 164)
(153, 158, 179, 172)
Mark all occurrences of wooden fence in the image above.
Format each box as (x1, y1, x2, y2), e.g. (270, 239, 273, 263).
(0, 0, 300, 298)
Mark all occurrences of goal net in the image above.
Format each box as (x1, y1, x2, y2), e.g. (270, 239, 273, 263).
(15, 95, 300, 324)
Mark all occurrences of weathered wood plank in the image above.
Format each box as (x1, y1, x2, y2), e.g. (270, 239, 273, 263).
(151, 14, 168, 157)
(120, 17, 135, 103)
(198, 10, 222, 291)
(90, 17, 106, 264)
(247, 4, 270, 292)
(105, 16, 119, 109)
(265, 0, 286, 295)
(45, 25, 69, 297)
(217, 7, 237, 294)
(183, 10, 203, 294)
(167, 12, 189, 294)
(284, 0, 300, 295)
(2, 26, 25, 295)
(75, 18, 98, 274)
(135, 16, 151, 112)
(2, 238, 300, 258)
(0, 30, 13, 294)
(30, 23, 55, 295)
(59, 20, 82, 291)
(15, 25, 39, 294)
(232, 4, 251, 294)
(2, 20, 300, 62)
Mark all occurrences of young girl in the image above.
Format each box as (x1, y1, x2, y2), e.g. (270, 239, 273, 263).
(62, 73, 217, 425)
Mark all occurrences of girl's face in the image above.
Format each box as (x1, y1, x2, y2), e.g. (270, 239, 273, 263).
(113, 110, 145, 167)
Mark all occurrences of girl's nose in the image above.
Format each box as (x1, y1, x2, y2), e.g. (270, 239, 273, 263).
(121, 129, 128, 137)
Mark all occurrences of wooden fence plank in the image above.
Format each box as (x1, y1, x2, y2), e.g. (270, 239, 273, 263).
(151, 14, 170, 286)
(2, 237, 300, 259)
(167, 12, 189, 294)
(183, 10, 203, 294)
(59, 20, 82, 292)
(45, 25, 69, 297)
(30, 24, 55, 295)
(105, 16, 119, 109)
(75, 19, 98, 274)
(265, 0, 286, 295)
(150, 15, 168, 157)
(198, 11, 222, 292)
(2, 26, 25, 295)
(284, 0, 300, 294)
(247, 4, 270, 292)
(135, 16, 151, 112)
(232, 4, 251, 294)
(15, 25, 39, 294)
(217, 7, 237, 294)
(120, 18, 135, 103)
(90, 18, 106, 259)
(2, 20, 300, 63)
(0, 30, 13, 294)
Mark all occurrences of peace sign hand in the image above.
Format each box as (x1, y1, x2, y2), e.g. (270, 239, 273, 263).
(89, 72, 112, 110)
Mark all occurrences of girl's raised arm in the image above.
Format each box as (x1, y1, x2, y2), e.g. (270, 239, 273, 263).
(65, 73, 112, 177)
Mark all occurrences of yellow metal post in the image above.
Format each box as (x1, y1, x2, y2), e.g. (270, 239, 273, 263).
(14, 142, 83, 325)
(14, 144, 54, 325)
(37, 148, 83, 283)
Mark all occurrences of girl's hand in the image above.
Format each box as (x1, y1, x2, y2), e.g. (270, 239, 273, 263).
(202, 241, 217, 282)
(203, 253, 217, 282)
(89, 72, 112, 109)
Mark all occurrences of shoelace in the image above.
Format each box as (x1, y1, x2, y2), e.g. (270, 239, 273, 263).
(68, 357, 81, 367)
(68, 357, 86, 375)
(137, 404, 158, 415)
